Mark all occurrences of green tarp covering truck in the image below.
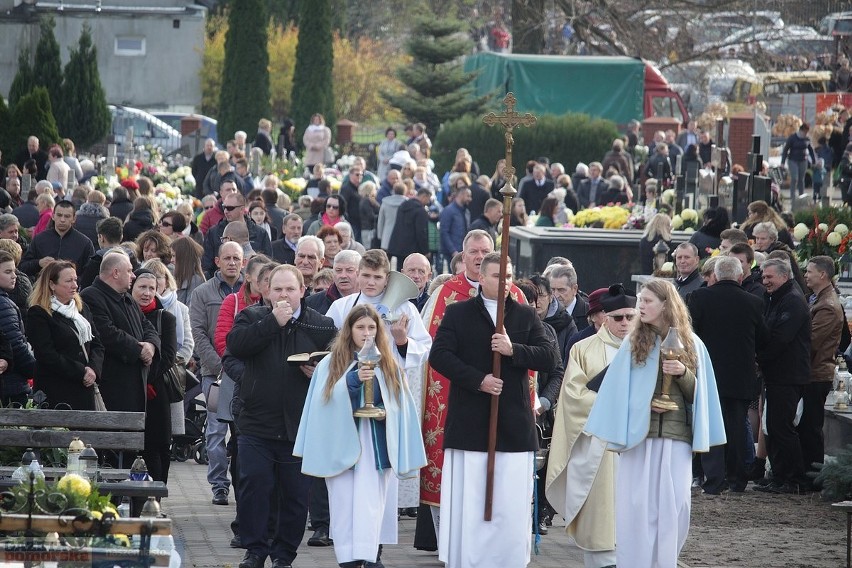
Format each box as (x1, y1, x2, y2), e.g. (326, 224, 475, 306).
(464, 52, 689, 127)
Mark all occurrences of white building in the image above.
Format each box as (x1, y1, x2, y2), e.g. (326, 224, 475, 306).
(0, 0, 206, 113)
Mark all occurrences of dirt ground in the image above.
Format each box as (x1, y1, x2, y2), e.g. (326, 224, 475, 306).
(681, 489, 847, 568)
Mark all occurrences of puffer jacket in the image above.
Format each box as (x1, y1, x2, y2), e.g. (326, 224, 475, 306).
(0, 291, 35, 398)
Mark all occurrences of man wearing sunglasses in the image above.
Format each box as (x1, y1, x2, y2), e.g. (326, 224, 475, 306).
(202, 192, 272, 278)
(546, 283, 636, 568)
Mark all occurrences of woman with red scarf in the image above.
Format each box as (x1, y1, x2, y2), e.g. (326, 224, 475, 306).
(131, 268, 176, 484)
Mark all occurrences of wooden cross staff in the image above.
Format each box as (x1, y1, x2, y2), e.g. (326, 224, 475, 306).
(482, 93, 536, 521)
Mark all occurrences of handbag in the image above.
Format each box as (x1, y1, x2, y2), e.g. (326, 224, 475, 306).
(156, 311, 188, 403)
(163, 362, 188, 404)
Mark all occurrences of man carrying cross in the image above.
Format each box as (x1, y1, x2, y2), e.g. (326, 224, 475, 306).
(428, 253, 559, 567)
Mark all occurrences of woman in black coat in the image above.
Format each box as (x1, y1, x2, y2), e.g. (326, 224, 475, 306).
(122, 197, 156, 242)
(131, 269, 176, 484)
(27, 261, 105, 410)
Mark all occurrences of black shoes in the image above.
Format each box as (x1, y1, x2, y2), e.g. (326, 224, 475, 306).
(238, 552, 264, 568)
(753, 481, 802, 494)
(212, 489, 229, 506)
(533, 520, 548, 535)
(308, 528, 333, 547)
(271, 561, 293, 568)
(229, 535, 243, 548)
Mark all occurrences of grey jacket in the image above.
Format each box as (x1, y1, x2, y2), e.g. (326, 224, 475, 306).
(377, 194, 406, 250)
(189, 271, 243, 377)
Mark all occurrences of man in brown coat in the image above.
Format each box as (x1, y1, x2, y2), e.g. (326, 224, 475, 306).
(800, 255, 843, 477)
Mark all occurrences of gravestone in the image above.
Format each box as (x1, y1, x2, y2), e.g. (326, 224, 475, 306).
(509, 226, 690, 292)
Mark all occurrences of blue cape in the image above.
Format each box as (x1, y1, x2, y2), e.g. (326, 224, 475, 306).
(294, 356, 427, 478)
(584, 332, 726, 453)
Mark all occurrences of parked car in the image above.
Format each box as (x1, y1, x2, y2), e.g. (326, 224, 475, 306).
(152, 112, 218, 145)
(108, 105, 182, 158)
(666, 59, 757, 115)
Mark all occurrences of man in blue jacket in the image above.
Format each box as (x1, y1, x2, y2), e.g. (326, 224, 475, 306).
(438, 185, 471, 260)
(781, 123, 816, 204)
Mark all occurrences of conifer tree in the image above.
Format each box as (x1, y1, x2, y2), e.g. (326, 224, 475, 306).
(291, 0, 335, 140)
(218, 0, 271, 143)
(382, 15, 488, 139)
(8, 50, 36, 109)
(33, 16, 64, 114)
(59, 24, 110, 149)
(9, 87, 60, 153)
(0, 97, 12, 165)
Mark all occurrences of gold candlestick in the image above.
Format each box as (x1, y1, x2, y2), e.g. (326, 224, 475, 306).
(651, 327, 684, 413)
(354, 336, 386, 420)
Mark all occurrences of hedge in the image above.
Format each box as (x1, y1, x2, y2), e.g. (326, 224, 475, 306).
(432, 113, 619, 177)
(792, 206, 852, 228)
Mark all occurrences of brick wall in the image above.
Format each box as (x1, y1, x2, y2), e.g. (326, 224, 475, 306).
(729, 112, 755, 170)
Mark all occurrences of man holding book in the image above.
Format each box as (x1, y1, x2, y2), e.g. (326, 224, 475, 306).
(226, 264, 338, 568)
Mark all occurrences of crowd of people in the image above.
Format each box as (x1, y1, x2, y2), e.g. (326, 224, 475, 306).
(0, 117, 845, 568)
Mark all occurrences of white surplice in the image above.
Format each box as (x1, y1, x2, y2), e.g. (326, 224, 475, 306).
(439, 449, 534, 568)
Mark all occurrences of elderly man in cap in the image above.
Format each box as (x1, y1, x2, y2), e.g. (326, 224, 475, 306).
(547, 284, 637, 568)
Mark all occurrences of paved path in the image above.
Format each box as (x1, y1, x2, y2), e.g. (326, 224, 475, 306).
(164, 460, 589, 567)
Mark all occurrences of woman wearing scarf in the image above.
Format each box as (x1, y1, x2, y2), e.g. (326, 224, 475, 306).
(131, 268, 177, 484)
(27, 260, 104, 410)
(142, 258, 196, 437)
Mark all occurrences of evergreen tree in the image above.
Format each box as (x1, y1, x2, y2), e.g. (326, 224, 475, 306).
(382, 15, 488, 139)
(59, 24, 110, 149)
(33, 16, 64, 114)
(9, 87, 60, 155)
(218, 0, 271, 143)
(8, 50, 36, 109)
(0, 97, 12, 166)
(291, 0, 335, 140)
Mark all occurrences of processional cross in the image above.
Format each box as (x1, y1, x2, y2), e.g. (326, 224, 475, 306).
(481, 93, 537, 521)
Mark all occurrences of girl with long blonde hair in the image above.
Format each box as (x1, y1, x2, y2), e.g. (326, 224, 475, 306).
(296, 304, 426, 568)
(323, 304, 401, 403)
(585, 278, 725, 568)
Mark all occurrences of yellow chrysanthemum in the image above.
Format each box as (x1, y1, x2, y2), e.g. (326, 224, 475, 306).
(57, 474, 91, 498)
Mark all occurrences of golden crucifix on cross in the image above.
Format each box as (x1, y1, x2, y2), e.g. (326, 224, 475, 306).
(483, 92, 537, 199)
(480, 92, 537, 522)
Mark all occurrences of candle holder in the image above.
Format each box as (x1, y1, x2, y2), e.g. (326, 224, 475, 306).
(353, 336, 386, 421)
(651, 327, 684, 413)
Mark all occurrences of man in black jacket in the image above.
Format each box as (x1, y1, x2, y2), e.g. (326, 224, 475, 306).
(755, 258, 811, 494)
(387, 189, 430, 266)
(689, 256, 768, 493)
(428, 253, 559, 566)
(202, 193, 272, 277)
(468, 198, 503, 244)
(305, 249, 360, 315)
(20, 200, 95, 281)
(271, 214, 303, 266)
(338, 166, 363, 241)
(191, 139, 217, 192)
(79, 217, 124, 289)
(227, 265, 337, 568)
(518, 163, 554, 214)
(80, 251, 160, 414)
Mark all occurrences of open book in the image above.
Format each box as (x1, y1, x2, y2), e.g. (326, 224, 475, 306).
(286, 351, 331, 365)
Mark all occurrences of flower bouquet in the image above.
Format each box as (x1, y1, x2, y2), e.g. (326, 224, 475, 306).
(573, 206, 630, 229)
(794, 219, 852, 264)
(671, 208, 699, 233)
